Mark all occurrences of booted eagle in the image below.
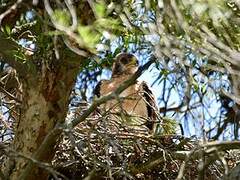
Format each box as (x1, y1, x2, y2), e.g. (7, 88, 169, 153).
(94, 53, 158, 134)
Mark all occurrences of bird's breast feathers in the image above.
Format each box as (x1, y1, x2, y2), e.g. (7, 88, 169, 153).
(100, 80, 148, 116)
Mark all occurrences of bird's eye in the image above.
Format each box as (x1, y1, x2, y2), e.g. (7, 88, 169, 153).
(120, 58, 129, 65)
(135, 59, 139, 65)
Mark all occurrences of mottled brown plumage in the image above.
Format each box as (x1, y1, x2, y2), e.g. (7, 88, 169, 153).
(94, 53, 158, 134)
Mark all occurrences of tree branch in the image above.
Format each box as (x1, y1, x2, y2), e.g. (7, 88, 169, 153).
(0, 33, 27, 75)
(0, 0, 23, 26)
(19, 57, 155, 179)
(71, 57, 155, 127)
(1, 145, 68, 180)
(131, 141, 240, 175)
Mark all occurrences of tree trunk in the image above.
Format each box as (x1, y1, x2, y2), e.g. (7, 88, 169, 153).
(2, 59, 82, 180)
(0, 2, 95, 179)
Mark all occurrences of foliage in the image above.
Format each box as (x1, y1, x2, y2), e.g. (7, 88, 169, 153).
(0, 0, 240, 179)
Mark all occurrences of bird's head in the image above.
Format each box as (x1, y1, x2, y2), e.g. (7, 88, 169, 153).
(112, 53, 139, 78)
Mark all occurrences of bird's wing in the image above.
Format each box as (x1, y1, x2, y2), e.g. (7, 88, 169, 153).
(93, 79, 114, 98)
(93, 80, 103, 98)
(92, 80, 107, 115)
(140, 81, 158, 131)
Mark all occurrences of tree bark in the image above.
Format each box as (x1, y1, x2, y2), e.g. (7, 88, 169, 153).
(2, 57, 82, 180)
(0, 1, 95, 179)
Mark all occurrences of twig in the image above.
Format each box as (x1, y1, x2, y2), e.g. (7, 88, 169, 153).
(0, 85, 21, 103)
(0, 0, 23, 26)
(70, 57, 155, 127)
(3, 147, 69, 180)
(0, 33, 28, 76)
(64, 0, 77, 31)
(44, 0, 89, 57)
(19, 57, 155, 179)
(131, 141, 240, 176)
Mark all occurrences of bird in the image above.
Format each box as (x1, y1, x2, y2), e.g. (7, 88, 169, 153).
(93, 53, 158, 135)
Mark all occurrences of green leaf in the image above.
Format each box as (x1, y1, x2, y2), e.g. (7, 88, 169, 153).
(1, 26, 11, 35)
(13, 50, 27, 62)
(192, 80, 199, 91)
(78, 25, 101, 48)
(95, 2, 105, 18)
(156, 117, 177, 135)
(5, 26, 11, 35)
(160, 69, 169, 76)
(201, 84, 207, 94)
(52, 10, 70, 26)
(95, 18, 120, 30)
